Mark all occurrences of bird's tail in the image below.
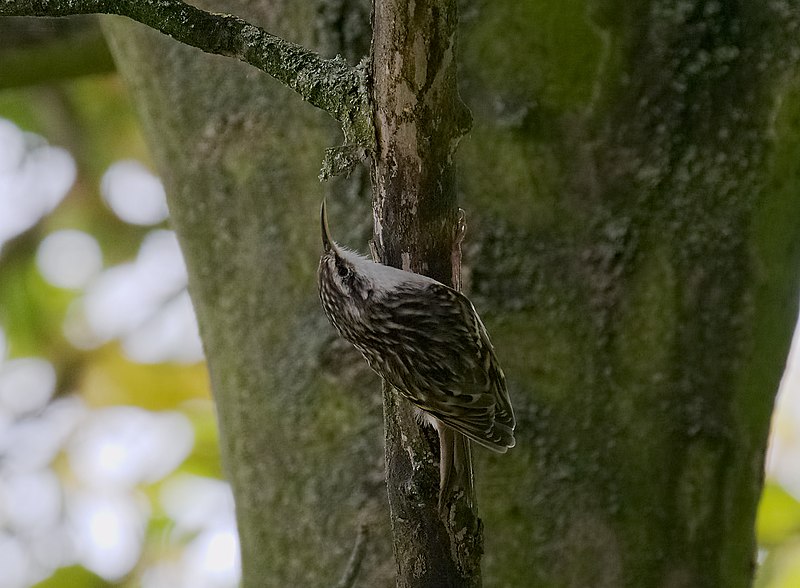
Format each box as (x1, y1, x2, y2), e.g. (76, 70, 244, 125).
(438, 425, 474, 512)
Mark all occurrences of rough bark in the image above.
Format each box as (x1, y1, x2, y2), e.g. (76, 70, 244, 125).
(456, 1, 800, 586)
(370, 0, 481, 586)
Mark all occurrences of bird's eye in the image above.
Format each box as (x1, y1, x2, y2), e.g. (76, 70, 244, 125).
(337, 264, 350, 279)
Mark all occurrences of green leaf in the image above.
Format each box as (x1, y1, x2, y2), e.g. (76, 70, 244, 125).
(33, 565, 111, 588)
(757, 483, 800, 546)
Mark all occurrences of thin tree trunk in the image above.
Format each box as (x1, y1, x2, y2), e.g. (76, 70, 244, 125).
(370, 0, 483, 585)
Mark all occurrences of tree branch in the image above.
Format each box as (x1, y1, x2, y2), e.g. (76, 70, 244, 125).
(0, 0, 374, 153)
(0, 17, 114, 88)
(332, 523, 368, 588)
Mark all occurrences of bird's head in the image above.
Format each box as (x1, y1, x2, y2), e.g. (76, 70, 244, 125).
(318, 199, 375, 334)
(317, 199, 436, 336)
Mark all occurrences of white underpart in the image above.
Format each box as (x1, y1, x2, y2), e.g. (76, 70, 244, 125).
(414, 406, 440, 429)
(337, 246, 437, 294)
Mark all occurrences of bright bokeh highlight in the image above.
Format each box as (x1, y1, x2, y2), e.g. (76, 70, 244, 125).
(0, 119, 75, 251)
(101, 160, 169, 226)
(0, 358, 55, 417)
(0, 105, 229, 588)
(64, 229, 204, 363)
(36, 230, 103, 290)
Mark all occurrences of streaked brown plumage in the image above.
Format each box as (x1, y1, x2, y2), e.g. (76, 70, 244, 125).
(317, 200, 514, 509)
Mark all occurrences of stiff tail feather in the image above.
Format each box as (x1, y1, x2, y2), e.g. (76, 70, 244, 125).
(437, 424, 474, 512)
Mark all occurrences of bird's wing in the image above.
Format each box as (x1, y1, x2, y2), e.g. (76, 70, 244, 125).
(374, 282, 515, 451)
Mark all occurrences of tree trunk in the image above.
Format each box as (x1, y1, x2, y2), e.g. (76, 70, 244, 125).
(371, 0, 483, 586)
(98, 0, 800, 586)
(102, 1, 395, 586)
(456, 2, 800, 586)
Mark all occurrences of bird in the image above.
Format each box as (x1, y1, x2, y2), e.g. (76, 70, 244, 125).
(317, 199, 515, 510)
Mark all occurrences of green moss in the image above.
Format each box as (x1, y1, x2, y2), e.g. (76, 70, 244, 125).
(462, 0, 605, 110)
(739, 76, 800, 440)
(612, 240, 677, 398)
(459, 125, 561, 229)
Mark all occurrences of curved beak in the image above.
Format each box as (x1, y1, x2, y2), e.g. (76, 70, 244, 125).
(320, 198, 335, 253)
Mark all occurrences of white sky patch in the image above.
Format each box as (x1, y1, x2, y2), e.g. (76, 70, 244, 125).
(0, 533, 31, 588)
(101, 160, 169, 226)
(27, 523, 75, 579)
(76, 263, 151, 341)
(0, 470, 61, 532)
(142, 536, 242, 588)
(36, 229, 103, 290)
(159, 475, 236, 534)
(139, 476, 242, 587)
(182, 527, 241, 587)
(767, 310, 800, 498)
(123, 291, 204, 363)
(0, 396, 86, 472)
(0, 119, 26, 172)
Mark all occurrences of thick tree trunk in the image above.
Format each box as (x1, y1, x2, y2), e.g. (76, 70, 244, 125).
(101, 2, 394, 586)
(96, 0, 800, 586)
(456, 2, 800, 587)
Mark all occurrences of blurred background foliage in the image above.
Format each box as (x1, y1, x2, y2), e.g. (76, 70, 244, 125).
(0, 13, 798, 588)
(0, 18, 237, 588)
